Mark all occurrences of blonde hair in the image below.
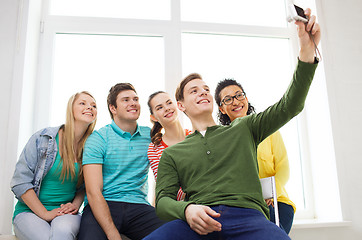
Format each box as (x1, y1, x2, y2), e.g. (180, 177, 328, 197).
(59, 91, 97, 183)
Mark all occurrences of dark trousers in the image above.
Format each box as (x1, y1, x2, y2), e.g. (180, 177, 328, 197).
(78, 201, 164, 240)
(143, 205, 290, 240)
(269, 202, 295, 234)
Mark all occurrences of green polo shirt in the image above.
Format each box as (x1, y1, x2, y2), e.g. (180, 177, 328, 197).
(155, 59, 318, 221)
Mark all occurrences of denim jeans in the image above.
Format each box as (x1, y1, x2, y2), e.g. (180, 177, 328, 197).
(143, 205, 290, 240)
(13, 212, 81, 240)
(269, 202, 294, 234)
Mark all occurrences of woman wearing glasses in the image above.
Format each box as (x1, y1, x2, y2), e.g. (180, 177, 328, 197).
(214, 79, 295, 234)
(11, 91, 97, 240)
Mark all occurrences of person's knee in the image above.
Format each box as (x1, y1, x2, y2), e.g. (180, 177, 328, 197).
(51, 214, 81, 238)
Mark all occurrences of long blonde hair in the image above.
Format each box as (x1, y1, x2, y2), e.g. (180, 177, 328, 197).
(59, 91, 97, 183)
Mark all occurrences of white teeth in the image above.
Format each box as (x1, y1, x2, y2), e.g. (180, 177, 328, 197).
(199, 100, 209, 104)
(165, 112, 174, 117)
(128, 110, 137, 113)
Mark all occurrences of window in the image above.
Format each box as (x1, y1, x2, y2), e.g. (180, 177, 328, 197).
(51, 33, 165, 128)
(50, 0, 171, 20)
(24, 0, 334, 218)
(181, 0, 287, 27)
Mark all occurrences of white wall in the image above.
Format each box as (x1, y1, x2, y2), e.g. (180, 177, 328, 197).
(289, 0, 362, 239)
(0, 0, 21, 235)
(1, 0, 362, 238)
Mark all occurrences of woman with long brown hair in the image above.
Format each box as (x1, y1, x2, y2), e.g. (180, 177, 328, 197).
(147, 91, 191, 203)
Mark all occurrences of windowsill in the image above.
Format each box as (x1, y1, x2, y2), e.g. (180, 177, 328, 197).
(292, 219, 351, 229)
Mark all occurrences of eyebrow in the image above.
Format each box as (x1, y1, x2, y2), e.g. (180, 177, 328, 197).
(155, 99, 172, 108)
(80, 98, 96, 104)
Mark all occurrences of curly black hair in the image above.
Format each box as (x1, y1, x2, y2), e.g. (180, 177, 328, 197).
(214, 79, 256, 125)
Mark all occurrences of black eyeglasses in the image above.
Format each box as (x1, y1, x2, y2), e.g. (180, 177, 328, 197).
(221, 91, 246, 106)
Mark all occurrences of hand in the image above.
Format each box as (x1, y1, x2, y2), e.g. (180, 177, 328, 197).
(42, 208, 61, 222)
(265, 199, 274, 207)
(296, 8, 321, 63)
(185, 204, 222, 235)
(59, 202, 79, 215)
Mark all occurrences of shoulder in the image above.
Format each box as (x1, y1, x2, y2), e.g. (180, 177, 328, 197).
(33, 125, 61, 138)
(139, 126, 151, 135)
(86, 125, 111, 145)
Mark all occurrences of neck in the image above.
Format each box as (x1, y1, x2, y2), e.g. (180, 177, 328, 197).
(66, 121, 89, 158)
(190, 114, 216, 132)
(162, 120, 185, 146)
(113, 117, 138, 135)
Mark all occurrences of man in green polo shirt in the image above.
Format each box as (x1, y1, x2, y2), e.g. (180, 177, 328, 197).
(145, 8, 320, 240)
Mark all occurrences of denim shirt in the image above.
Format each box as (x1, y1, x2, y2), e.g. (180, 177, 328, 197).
(11, 126, 61, 202)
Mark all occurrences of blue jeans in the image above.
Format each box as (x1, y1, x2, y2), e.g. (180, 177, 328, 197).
(78, 201, 164, 240)
(13, 212, 81, 240)
(143, 205, 290, 240)
(269, 202, 294, 234)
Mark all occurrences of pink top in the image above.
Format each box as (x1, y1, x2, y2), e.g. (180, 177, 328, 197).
(148, 130, 191, 201)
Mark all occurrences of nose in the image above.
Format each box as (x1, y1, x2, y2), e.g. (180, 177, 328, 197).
(232, 97, 240, 105)
(200, 88, 208, 96)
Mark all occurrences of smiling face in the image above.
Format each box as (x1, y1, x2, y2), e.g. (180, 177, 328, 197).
(149, 92, 178, 127)
(72, 93, 97, 125)
(178, 78, 213, 118)
(218, 85, 248, 122)
(109, 90, 140, 123)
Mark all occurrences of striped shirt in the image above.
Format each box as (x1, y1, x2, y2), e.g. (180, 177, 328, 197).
(147, 130, 191, 201)
(83, 121, 151, 205)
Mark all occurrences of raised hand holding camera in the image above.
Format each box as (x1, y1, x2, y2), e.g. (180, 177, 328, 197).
(287, 3, 321, 63)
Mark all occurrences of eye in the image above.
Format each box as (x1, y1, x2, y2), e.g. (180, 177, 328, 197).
(156, 106, 163, 111)
(204, 88, 210, 92)
(80, 102, 85, 105)
(92, 104, 97, 108)
(191, 89, 197, 94)
(134, 98, 139, 102)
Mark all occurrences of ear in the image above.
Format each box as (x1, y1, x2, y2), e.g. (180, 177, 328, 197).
(150, 114, 158, 123)
(177, 101, 186, 112)
(109, 104, 117, 115)
(219, 105, 226, 115)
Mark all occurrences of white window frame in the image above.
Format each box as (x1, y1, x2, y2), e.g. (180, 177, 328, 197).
(32, 0, 319, 220)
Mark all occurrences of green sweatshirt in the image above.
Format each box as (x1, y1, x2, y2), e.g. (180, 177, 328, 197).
(155, 59, 318, 222)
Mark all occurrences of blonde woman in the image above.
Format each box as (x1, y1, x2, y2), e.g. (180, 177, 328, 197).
(11, 91, 97, 240)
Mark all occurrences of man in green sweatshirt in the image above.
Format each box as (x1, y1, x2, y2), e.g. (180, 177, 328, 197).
(144, 8, 320, 240)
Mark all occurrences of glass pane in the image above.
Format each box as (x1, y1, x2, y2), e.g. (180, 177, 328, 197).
(50, 0, 170, 20)
(181, 33, 306, 210)
(181, 0, 288, 27)
(51, 34, 164, 131)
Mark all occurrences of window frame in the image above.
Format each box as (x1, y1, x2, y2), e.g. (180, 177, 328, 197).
(34, 0, 315, 219)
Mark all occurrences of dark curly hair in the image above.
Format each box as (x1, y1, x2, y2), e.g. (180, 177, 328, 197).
(214, 79, 256, 125)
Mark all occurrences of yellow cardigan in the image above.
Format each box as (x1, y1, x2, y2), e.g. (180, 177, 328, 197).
(257, 130, 296, 212)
